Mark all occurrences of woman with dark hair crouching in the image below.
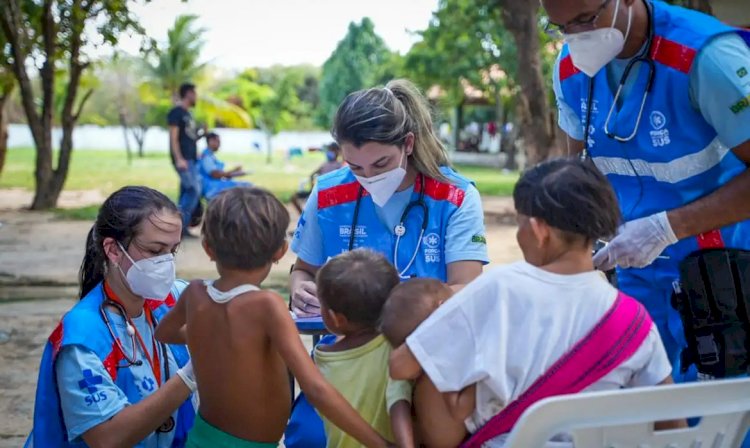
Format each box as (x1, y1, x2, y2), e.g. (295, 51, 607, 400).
(25, 186, 197, 448)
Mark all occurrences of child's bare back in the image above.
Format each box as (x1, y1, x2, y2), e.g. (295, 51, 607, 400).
(184, 281, 291, 442)
(156, 187, 388, 447)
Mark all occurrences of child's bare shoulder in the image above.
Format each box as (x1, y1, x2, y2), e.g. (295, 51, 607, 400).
(233, 288, 287, 314)
(181, 279, 207, 300)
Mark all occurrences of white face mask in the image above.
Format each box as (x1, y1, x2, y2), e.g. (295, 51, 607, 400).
(118, 243, 176, 301)
(354, 150, 407, 207)
(563, 0, 633, 77)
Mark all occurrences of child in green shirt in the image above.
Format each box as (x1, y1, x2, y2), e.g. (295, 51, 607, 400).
(315, 249, 414, 448)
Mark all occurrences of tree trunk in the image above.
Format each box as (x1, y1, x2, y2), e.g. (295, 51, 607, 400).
(132, 125, 148, 157)
(453, 103, 463, 152)
(687, 0, 712, 14)
(1, 0, 94, 210)
(265, 131, 273, 164)
(0, 90, 11, 177)
(119, 110, 132, 165)
(497, 0, 555, 166)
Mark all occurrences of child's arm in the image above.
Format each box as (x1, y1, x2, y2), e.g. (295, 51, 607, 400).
(389, 344, 423, 381)
(389, 400, 415, 448)
(154, 281, 194, 344)
(261, 292, 388, 448)
(443, 383, 476, 421)
(653, 376, 688, 430)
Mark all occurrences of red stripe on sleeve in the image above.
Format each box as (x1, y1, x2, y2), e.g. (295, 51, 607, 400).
(650, 36, 697, 74)
(318, 181, 365, 209)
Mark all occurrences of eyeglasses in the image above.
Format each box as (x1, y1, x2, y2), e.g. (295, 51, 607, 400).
(543, 0, 612, 39)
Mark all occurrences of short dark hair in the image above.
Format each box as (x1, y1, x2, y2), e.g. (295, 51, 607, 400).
(202, 187, 289, 270)
(513, 158, 620, 243)
(316, 249, 399, 327)
(179, 83, 196, 99)
(206, 132, 219, 142)
(380, 278, 451, 347)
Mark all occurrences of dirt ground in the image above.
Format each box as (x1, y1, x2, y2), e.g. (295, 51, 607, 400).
(0, 189, 522, 446)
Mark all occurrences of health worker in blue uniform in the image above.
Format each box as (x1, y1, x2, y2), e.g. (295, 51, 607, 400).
(544, 0, 750, 378)
(26, 187, 197, 448)
(289, 79, 490, 317)
(198, 132, 252, 200)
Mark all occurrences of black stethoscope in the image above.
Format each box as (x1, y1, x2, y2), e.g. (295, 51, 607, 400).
(349, 174, 430, 279)
(582, 0, 656, 159)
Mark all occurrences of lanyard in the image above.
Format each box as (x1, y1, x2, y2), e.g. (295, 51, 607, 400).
(104, 282, 163, 386)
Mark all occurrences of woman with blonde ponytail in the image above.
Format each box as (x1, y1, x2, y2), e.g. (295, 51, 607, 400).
(286, 78, 489, 446)
(291, 79, 489, 313)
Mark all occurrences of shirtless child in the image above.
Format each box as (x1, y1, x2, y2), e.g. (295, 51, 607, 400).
(156, 187, 386, 448)
(379, 279, 459, 446)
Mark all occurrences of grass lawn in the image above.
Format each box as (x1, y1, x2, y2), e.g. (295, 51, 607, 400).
(1, 147, 517, 219)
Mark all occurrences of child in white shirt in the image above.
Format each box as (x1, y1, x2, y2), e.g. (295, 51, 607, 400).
(387, 158, 683, 447)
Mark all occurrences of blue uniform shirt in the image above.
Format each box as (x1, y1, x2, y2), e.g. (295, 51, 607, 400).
(553, 1, 750, 381)
(291, 179, 489, 268)
(554, 33, 750, 150)
(55, 310, 179, 447)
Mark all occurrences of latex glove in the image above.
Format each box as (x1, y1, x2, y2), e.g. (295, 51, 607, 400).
(593, 211, 678, 271)
(176, 360, 197, 392)
(291, 280, 320, 317)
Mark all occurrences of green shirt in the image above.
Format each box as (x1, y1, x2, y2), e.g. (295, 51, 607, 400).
(314, 335, 413, 447)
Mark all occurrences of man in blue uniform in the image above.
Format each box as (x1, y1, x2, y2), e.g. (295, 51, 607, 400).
(544, 0, 750, 379)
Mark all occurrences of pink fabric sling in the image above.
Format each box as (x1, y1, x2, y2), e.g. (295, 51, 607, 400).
(461, 292, 653, 448)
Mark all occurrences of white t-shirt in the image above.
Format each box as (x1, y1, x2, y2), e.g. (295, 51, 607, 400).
(406, 261, 672, 446)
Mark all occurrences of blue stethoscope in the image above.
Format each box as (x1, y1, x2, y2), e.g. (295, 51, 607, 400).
(349, 174, 430, 279)
(582, 0, 656, 159)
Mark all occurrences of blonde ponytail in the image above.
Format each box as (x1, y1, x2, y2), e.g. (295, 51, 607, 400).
(332, 79, 451, 183)
(386, 80, 451, 182)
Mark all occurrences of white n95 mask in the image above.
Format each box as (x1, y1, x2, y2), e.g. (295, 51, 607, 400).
(354, 150, 407, 207)
(564, 0, 632, 77)
(118, 243, 176, 301)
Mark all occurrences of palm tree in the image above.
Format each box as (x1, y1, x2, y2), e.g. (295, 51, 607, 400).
(148, 15, 250, 129)
(150, 15, 207, 101)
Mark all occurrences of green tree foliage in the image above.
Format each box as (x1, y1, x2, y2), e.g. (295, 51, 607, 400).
(218, 69, 301, 163)
(405, 0, 559, 164)
(405, 0, 517, 105)
(257, 65, 321, 130)
(317, 18, 394, 128)
(149, 14, 207, 99)
(0, 0, 146, 209)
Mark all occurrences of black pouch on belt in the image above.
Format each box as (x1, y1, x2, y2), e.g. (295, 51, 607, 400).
(672, 249, 750, 378)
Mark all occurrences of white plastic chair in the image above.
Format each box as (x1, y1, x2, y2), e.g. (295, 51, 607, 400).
(504, 378, 750, 448)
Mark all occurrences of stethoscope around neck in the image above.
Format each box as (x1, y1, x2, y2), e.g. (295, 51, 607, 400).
(348, 174, 430, 279)
(99, 284, 170, 379)
(581, 0, 656, 160)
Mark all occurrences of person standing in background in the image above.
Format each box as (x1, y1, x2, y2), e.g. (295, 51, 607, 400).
(168, 83, 204, 239)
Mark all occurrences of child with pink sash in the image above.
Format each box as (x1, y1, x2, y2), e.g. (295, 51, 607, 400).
(386, 159, 680, 447)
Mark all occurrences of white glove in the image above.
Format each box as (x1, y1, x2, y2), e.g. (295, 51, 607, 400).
(176, 360, 197, 392)
(593, 211, 678, 271)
